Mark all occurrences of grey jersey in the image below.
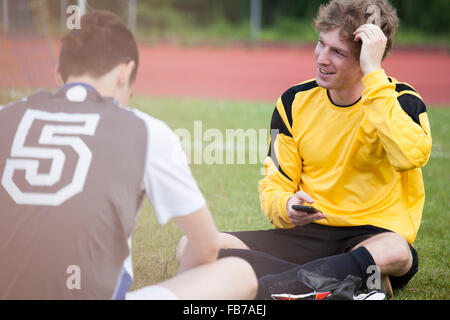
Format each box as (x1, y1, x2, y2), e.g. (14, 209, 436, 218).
(0, 84, 148, 299)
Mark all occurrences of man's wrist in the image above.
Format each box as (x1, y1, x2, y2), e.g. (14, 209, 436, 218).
(362, 65, 382, 76)
(286, 196, 292, 212)
(362, 68, 388, 89)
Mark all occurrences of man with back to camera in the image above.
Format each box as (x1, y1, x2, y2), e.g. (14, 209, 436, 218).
(0, 10, 258, 300)
(177, 0, 432, 299)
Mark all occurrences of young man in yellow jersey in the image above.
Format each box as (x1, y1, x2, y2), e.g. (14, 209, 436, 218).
(184, 0, 432, 299)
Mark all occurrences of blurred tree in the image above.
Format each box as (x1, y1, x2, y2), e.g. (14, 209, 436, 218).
(43, 0, 449, 37)
(391, 0, 450, 33)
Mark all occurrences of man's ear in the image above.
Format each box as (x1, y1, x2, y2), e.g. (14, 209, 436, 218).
(117, 61, 136, 87)
(54, 64, 64, 87)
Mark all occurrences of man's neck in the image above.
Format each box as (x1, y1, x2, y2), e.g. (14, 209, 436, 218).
(328, 81, 364, 106)
(65, 75, 116, 99)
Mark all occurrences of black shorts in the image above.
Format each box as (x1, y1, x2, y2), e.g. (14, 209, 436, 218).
(223, 223, 418, 290)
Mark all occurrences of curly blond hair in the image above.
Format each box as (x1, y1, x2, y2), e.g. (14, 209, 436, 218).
(313, 0, 399, 60)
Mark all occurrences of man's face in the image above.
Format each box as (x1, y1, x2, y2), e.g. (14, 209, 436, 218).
(314, 28, 363, 90)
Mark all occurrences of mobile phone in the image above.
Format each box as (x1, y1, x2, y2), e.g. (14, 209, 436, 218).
(291, 205, 319, 214)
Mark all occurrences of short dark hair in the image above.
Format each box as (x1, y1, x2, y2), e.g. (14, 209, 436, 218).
(58, 10, 139, 83)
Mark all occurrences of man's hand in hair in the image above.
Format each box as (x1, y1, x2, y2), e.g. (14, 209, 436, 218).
(353, 24, 387, 76)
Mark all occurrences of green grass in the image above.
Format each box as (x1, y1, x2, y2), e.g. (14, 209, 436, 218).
(394, 107, 450, 300)
(129, 95, 449, 299)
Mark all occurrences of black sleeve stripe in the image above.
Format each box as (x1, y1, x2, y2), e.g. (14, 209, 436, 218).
(267, 136, 293, 182)
(280, 80, 318, 128)
(281, 89, 295, 128)
(267, 107, 294, 182)
(270, 106, 292, 137)
(293, 80, 318, 92)
(397, 94, 427, 127)
(395, 83, 416, 93)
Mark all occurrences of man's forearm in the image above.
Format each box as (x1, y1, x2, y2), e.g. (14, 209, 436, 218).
(259, 178, 295, 229)
(362, 69, 432, 171)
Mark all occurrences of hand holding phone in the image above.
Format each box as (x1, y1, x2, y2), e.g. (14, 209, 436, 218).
(286, 191, 326, 226)
(291, 205, 319, 214)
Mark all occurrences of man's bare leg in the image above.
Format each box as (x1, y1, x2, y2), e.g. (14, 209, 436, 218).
(127, 257, 258, 300)
(161, 257, 258, 300)
(176, 233, 250, 265)
(352, 232, 413, 298)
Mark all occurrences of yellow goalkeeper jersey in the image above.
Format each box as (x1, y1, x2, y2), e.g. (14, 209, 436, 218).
(259, 69, 432, 244)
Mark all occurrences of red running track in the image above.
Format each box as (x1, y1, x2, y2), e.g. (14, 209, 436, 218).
(1, 36, 449, 105)
(134, 44, 450, 105)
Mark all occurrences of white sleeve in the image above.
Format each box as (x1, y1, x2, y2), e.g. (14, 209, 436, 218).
(132, 109, 206, 225)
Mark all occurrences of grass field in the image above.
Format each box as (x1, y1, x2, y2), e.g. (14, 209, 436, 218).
(128, 95, 449, 300)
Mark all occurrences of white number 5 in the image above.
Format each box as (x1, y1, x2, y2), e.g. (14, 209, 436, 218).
(1, 109, 100, 206)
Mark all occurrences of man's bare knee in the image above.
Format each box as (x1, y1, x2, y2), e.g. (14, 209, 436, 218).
(353, 232, 412, 276)
(383, 237, 412, 276)
(219, 232, 251, 250)
(176, 232, 250, 264)
(176, 232, 249, 265)
(220, 257, 258, 299)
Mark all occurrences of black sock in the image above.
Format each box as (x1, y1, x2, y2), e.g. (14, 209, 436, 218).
(257, 247, 376, 299)
(300, 246, 376, 283)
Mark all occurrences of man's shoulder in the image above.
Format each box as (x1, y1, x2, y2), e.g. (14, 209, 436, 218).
(277, 79, 320, 127)
(386, 75, 427, 126)
(386, 76, 422, 98)
(129, 108, 175, 137)
(282, 79, 319, 98)
(280, 79, 320, 107)
(1, 89, 48, 107)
